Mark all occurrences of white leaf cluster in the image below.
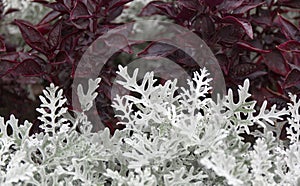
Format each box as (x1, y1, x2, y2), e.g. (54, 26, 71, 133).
(0, 65, 299, 185)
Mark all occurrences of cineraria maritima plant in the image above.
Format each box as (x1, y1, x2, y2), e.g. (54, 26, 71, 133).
(0, 66, 299, 185)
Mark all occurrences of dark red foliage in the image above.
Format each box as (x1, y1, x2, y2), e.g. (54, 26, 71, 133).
(0, 0, 133, 133)
(1, 0, 300, 138)
(140, 0, 300, 109)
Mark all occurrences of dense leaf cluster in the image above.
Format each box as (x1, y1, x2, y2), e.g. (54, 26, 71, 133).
(0, 67, 299, 185)
(0, 0, 300, 136)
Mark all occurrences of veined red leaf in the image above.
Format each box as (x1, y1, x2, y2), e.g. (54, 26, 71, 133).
(231, 63, 257, 77)
(138, 42, 177, 58)
(277, 40, 300, 53)
(237, 41, 271, 53)
(0, 52, 19, 62)
(44, 2, 68, 13)
(221, 16, 253, 39)
(48, 20, 62, 50)
(12, 59, 44, 77)
(108, 0, 132, 11)
(14, 20, 50, 54)
(217, 0, 243, 12)
(263, 51, 290, 76)
(4, 8, 19, 15)
(70, 1, 90, 20)
(70, 1, 91, 29)
(204, 0, 224, 8)
(38, 11, 61, 25)
(277, 14, 300, 40)
(177, 0, 199, 11)
(140, 1, 166, 16)
(284, 68, 300, 88)
(0, 61, 16, 77)
(278, 0, 300, 8)
(232, 2, 265, 14)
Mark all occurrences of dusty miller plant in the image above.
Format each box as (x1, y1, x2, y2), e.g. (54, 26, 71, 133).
(0, 65, 300, 185)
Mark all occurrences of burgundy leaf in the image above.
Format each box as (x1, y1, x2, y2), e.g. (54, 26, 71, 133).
(108, 0, 132, 11)
(0, 52, 19, 62)
(217, 0, 243, 12)
(106, 6, 124, 22)
(140, 1, 166, 16)
(277, 14, 300, 40)
(192, 15, 215, 39)
(216, 54, 230, 75)
(70, 1, 90, 20)
(35, 23, 52, 35)
(0, 61, 17, 77)
(4, 8, 19, 15)
(284, 68, 300, 88)
(236, 41, 271, 53)
(176, 0, 199, 11)
(221, 16, 253, 39)
(263, 51, 290, 76)
(251, 9, 273, 26)
(232, 2, 265, 14)
(204, 0, 224, 8)
(13, 59, 44, 77)
(52, 51, 70, 64)
(62, 0, 74, 10)
(14, 20, 50, 54)
(70, 1, 91, 29)
(141, 1, 177, 18)
(38, 11, 61, 25)
(138, 42, 177, 58)
(48, 20, 62, 50)
(217, 25, 244, 44)
(277, 40, 300, 53)
(277, 0, 300, 8)
(230, 63, 257, 78)
(104, 33, 133, 54)
(45, 2, 69, 13)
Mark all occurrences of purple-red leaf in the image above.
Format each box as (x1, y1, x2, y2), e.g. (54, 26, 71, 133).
(230, 63, 257, 78)
(45, 2, 68, 13)
(277, 40, 300, 53)
(52, 51, 70, 64)
(232, 2, 265, 14)
(263, 51, 290, 76)
(13, 59, 44, 77)
(221, 16, 253, 39)
(138, 42, 177, 58)
(236, 41, 271, 53)
(140, 1, 166, 16)
(70, 1, 91, 29)
(204, 0, 224, 8)
(0, 60, 17, 77)
(108, 0, 132, 11)
(277, 14, 300, 40)
(217, 0, 243, 12)
(48, 20, 62, 50)
(38, 11, 61, 25)
(277, 0, 300, 8)
(15, 20, 50, 54)
(177, 0, 199, 11)
(284, 68, 300, 88)
(217, 25, 244, 44)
